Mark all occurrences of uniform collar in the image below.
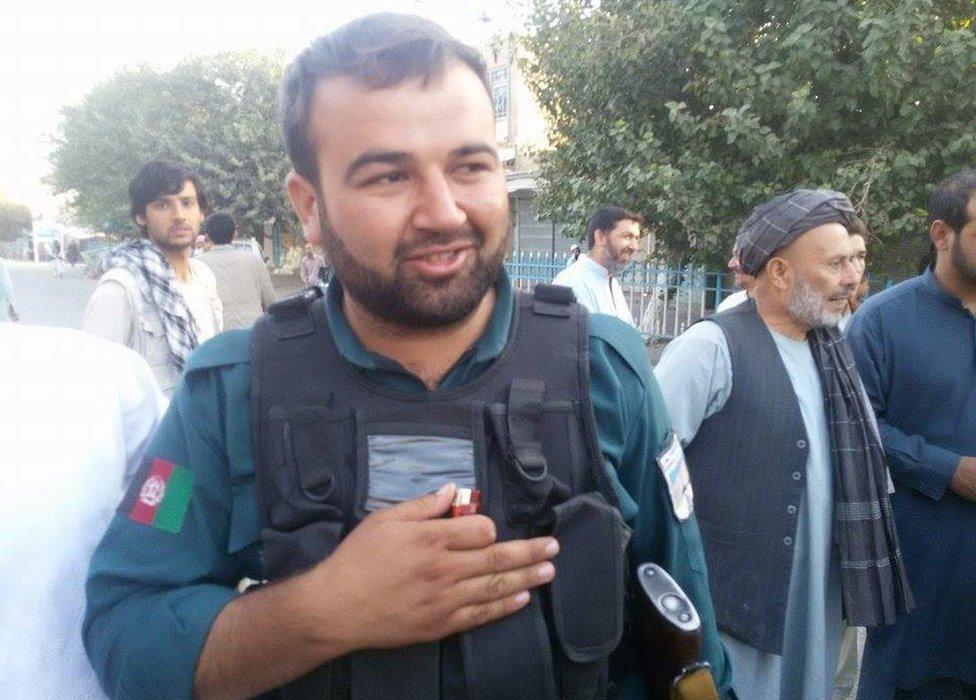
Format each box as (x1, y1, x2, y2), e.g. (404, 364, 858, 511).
(322, 269, 515, 383)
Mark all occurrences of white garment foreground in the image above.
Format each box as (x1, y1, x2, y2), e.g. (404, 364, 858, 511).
(0, 325, 165, 699)
(552, 254, 636, 327)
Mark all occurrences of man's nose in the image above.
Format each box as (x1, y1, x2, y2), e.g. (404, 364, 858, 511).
(413, 172, 467, 232)
(840, 260, 859, 288)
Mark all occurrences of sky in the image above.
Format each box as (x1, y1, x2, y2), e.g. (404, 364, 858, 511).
(0, 0, 522, 220)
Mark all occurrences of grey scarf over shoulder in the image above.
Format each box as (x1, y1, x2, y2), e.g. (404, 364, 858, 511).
(808, 326, 915, 626)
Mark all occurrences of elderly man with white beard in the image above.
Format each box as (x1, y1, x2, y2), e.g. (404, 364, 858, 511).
(654, 189, 914, 700)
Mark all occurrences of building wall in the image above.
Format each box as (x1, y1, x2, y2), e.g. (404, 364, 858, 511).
(511, 191, 571, 255)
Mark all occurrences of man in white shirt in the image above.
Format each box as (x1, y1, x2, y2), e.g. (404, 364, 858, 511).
(83, 161, 222, 397)
(552, 205, 642, 327)
(0, 324, 165, 698)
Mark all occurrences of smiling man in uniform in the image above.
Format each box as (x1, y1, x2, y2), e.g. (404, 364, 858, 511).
(84, 15, 730, 698)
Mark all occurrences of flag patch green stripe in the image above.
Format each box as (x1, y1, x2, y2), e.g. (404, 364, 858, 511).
(152, 467, 193, 533)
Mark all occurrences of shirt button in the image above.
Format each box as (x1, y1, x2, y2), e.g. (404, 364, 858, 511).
(792, 471, 802, 481)
(787, 505, 797, 515)
(797, 439, 807, 449)
(783, 536, 793, 546)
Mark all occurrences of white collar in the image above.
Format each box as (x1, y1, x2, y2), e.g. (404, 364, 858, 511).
(579, 253, 612, 278)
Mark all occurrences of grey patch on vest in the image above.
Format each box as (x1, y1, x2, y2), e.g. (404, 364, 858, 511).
(365, 435, 477, 512)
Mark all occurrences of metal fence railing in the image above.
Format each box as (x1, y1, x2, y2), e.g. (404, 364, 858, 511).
(505, 252, 736, 342)
(504, 251, 898, 343)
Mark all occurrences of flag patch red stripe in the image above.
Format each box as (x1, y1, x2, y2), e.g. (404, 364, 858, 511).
(129, 459, 174, 525)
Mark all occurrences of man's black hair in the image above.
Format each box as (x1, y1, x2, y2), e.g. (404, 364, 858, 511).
(280, 13, 489, 187)
(128, 161, 209, 235)
(928, 168, 976, 233)
(204, 211, 237, 245)
(587, 205, 645, 248)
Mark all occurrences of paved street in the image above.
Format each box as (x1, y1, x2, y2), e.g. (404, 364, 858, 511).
(4, 259, 302, 329)
(5, 261, 95, 328)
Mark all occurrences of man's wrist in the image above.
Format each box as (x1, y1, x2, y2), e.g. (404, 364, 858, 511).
(288, 560, 360, 662)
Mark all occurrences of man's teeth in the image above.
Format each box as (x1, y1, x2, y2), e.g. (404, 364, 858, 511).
(422, 251, 457, 262)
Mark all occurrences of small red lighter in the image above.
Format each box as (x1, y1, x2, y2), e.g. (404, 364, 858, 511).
(450, 488, 482, 517)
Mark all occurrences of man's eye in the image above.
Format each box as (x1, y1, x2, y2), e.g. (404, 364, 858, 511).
(366, 172, 407, 186)
(458, 162, 491, 175)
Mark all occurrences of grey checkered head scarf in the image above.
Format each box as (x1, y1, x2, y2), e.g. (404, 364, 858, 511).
(736, 189, 855, 274)
(102, 238, 200, 371)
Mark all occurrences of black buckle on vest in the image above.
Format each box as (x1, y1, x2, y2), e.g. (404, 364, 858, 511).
(268, 290, 322, 340)
(532, 284, 574, 318)
(507, 379, 549, 482)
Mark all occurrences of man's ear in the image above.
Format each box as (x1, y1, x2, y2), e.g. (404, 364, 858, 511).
(765, 257, 792, 291)
(134, 213, 146, 228)
(930, 219, 953, 252)
(592, 229, 607, 248)
(285, 171, 322, 245)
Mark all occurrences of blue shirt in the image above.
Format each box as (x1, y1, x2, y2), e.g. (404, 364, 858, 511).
(847, 269, 976, 695)
(84, 272, 731, 698)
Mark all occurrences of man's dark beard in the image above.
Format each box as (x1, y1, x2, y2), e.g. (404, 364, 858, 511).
(950, 230, 976, 286)
(317, 209, 509, 328)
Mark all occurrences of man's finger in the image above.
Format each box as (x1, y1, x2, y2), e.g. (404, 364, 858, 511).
(446, 536, 559, 577)
(370, 483, 456, 523)
(447, 591, 534, 635)
(448, 561, 555, 608)
(417, 515, 497, 551)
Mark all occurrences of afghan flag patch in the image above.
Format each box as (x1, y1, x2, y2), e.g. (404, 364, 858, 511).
(128, 459, 193, 533)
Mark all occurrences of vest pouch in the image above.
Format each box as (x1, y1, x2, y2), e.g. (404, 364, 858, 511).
(261, 520, 344, 580)
(548, 492, 626, 697)
(486, 402, 572, 532)
(260, 405, 347, 580)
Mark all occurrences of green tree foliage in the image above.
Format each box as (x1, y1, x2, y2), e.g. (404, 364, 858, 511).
(48, 52, 294, 245)
(523, 0, 976, 271)
(0, 199, 32, 242)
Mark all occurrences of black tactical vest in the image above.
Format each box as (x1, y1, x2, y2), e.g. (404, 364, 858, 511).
(250, 285, 627, 699)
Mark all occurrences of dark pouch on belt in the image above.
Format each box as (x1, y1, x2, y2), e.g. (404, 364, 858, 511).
(548, 492, 626, 696)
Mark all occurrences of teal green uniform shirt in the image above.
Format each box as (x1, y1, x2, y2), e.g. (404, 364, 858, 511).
(84, 273, 731, 698)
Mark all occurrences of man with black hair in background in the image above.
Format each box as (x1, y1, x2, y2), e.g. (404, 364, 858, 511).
(83, 161, 222, 397)
(197, 211, 275, 330)
(849, 170, 976, 698)
(552, 205, 642, 327)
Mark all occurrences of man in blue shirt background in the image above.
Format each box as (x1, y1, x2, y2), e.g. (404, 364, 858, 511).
(848, 169, 976, 698)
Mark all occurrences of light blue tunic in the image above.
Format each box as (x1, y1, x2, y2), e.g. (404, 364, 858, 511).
(655, 322, 844, 700)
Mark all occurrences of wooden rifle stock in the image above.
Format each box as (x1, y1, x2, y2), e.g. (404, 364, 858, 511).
(635, 563, 719, 699)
